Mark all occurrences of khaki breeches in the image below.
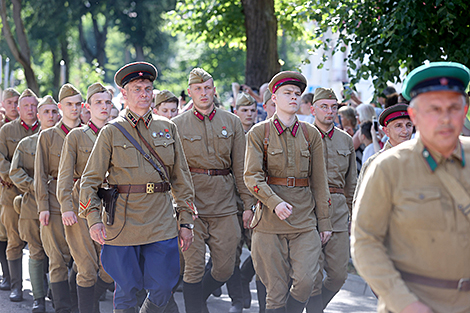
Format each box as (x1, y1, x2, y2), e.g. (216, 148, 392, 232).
(0, 208, 7, 241)
(1, 204, 24, 260)
(19, 218, 45, 260)
(234, 213, 252, 267)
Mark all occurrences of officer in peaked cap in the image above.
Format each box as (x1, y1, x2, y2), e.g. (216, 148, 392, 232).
(353, 62, 470, 313)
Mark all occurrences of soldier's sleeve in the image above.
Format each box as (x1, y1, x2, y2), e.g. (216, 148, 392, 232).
(35, 132, 51, 213)
(231, 118, 256, 211)
(79, 127, 112, 227)
(344, 137, 357, 216)
(0, 126, 11, 183)
(10, 140, 33, 194)
(57, 132, 78, 213)
(309, 129, 332, 232)
(168, 123, 196, 225)
(244, 126, 284, 211)
(352, 160, 418, 312)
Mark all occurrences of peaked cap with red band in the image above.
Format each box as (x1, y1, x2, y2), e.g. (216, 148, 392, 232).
(114, 62, 158, 88)
(379, 104, 410, 127)
(268, 71, 307, 94)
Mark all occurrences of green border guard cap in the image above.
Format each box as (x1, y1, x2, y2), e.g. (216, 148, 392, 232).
(402, 61, 470, 101)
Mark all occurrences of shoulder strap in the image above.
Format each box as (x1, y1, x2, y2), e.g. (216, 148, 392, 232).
(434, 167, 470, 217)
(300, 122, 310, 152)
(263, 122, 270, 176)
(111, 122, 169, 183)
(83, 126, 97, 144)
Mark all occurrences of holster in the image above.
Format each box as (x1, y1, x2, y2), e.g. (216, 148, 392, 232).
(97, 187, 119, 226)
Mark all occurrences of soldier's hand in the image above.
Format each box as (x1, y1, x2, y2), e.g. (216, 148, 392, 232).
(320, 231, 332, 245)
(62, 211, 78, 226)
(275, 202, 293, 220)
(400, 301, 433, 313)
(179, 227, 194, 252)
(90, 223, 107, 245)
(39, 211, 50, 226)
(243, 210, 254, 229)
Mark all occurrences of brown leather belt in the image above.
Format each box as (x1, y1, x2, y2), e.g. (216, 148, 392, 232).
(51, 177, 79, 182)
(266, 176, 309, 187)
(329, 187, 344, 194)
(113, 182, 170, 194)
(189, 167, 231, 176)
(399, 270, 470, 291)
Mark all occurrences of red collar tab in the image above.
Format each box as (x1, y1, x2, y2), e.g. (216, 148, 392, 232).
(5, 117, 11, 123)
(61, 123, 70, 135)
(194, 108, 216, 121)
(126, 110, 152, 129)
(88, 120, 99, 134)
(315, 124, 334, 139)
(291, 121, 300, 137)
(273, 119, 299, 136)
(20, 120, 39, 131)
(272, 77, 303, 93)
(384, 111, 410, 126)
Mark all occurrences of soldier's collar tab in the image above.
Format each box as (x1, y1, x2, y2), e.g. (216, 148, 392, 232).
(126, 109, 152, 129)
(422, 142, 465, 172)
(314, 124, 334, 139)
(87, 120, 100, 135)
(273, 116, 300, 137)
(20, 119, 39, 132)
(193, 107, 216, 121)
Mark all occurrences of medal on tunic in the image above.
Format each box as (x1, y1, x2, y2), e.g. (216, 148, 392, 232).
(222, 126, 227, 136)
(166, 133, 171, 139)
(152, 132, 157, 138)
(159, 131, 164, 137)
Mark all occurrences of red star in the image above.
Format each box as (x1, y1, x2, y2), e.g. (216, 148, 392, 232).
(439, 78, 448, 86)
(254, 186, 260, 193)
(328, 198, 332, 206)
(139, 72, 143, 76)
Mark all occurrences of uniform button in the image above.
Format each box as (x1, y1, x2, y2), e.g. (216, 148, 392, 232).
(419, 194, 424, 200)
(123, 144, 127, 148)
(423, 151, 429, 158)
(458, 204, 463, 210)
(164, 143, 167, 147)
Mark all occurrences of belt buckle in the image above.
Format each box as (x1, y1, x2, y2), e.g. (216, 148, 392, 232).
(146, 183, 155, 194)
(287, 177, 295, 188)
(458, 278, 470, 291)
(207, 169, 213, 176)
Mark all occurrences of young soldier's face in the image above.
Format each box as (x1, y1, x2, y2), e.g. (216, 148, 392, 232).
(37, 104, 59, 129)
(2, 96, 19, 119)
(59, 94, 83, 121)
(235, 103, 257, 129)
(312, 99, 338, 128)
(273, 85, 302, 115)
(155, 101, 178, 120)
(18, 96, 38, 124)
(382, 118, 413, 146)
(263, 99, 276, 119)
(86, 92, 112, 123)
(188, 79, 216, 112)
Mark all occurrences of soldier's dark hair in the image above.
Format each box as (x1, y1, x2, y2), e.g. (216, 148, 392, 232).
(301, 93, 314, 105)
(361, 121, 373, 141)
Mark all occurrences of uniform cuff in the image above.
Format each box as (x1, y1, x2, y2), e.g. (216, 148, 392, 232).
(37, 200, 50, 213)
(383, 290, 418, 312)
(178, 211, 194, 225)
(85, 209, 102, 227)
(317, 218, 332, 232)
(265, 194, 284, 212)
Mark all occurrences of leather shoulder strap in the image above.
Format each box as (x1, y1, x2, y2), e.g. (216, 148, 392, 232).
(263, 122, 270, 174)
(83, 126, 97, 144)
(434, 167, 470, 217)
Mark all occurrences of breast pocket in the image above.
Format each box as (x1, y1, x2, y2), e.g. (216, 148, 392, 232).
(216, 131, 233, 157)
(182, 135, 203, 158)
(336, 149, 351, 173)
(153, 138, 175, 166)
(112, 141, 139, 168)
(300, 149, 310, 175)
(49, 147, 62, 165)
(267, 147, 284, 172)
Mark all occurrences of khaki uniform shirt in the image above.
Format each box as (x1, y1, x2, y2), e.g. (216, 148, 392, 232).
(9, 133, 39, 219)
(35, 121, 75, 215)
(79, 109, 195, 246)
(352, 137, 470, 313)
(314, 125, 356, 232)
(172, 106, 255, 217)
(0, 119, 39, 206)
(57, 121, 99, 214)
(244, 114, 332, 234)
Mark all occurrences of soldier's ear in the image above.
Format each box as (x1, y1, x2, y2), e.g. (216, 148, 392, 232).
(187, 87, 192, 98)
(121, 87, 128, 101)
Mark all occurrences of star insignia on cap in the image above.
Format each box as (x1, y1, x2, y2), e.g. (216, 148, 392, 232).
(254, 186, 260, 193)
(138, 72, 143, 76)
(439, 78, 448, 86)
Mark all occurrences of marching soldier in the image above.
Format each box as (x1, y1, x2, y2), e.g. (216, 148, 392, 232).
(79, 62, 195, 313)
(173, 68, 255, 313)
(35, 84, 83, 312)
(9, 95, 60, 312)
(244, 71, 332, 313)
(0, 89, 40, 302)
(353, 62, 470, 312)
(57, 83, 114, 312)
(307, 88, 357, 312)
(0, 88, 20, 126)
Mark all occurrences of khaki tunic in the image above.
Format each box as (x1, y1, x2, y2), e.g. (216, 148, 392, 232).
(0, 116, 15, 241)
(9, 133, 45, 260)
(352, 137, 470, 313)
(0, 119, 39, 260)
(57, 122, 112, 287)
(79, 108, 195, 246)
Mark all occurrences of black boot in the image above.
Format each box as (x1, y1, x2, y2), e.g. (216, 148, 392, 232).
(265, 307, 286, 313)
(321, 285, 339, 309)
(226, 267, 243, 313)
(51, 280, 73, 313)
(256, 280, 266, 313)
(204, 258, 221, 298)
(202, 272, 225, 302)
(240, 256, 254, 309)
(162, 294, 179, 313)
(0, 241, 10, 290)
(183, 281, 203, 313)
(8, 257, 23, 302)
(32, 297, 46, 313)
(77, 285, 95, 313)
(69, 269, 78, 313)
(286, 295, 307, 313)
(94, 277, 113, 312)
(305, 294, 323, 313)
(140, 297, 167, 313)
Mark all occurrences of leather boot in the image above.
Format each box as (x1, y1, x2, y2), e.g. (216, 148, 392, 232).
(140, 297, 168, 313)
(8, 257, 23, 302)
(94, 277, 113, 312)
(256, 280, 266, 313)
(51, 280, 73, 313)
(286, 294, 307, 313)
(32, 297, 46, 313)
(69, 269, 78, 313)
(204, 258, 221, 298)
(240, 256, 254, 309)
(226, 267, 243, 313)
(183, 281, 202, 313)
(162, 294, 179, 313)
(29, 259, 46, 301)
(305, 294, 323, 313)
(0, 241, 10, 290)
(265, 307, 286, 313)
(202, 272, 225, 302)
(77, 285, 95, 313)
(321, 285, 339, 309)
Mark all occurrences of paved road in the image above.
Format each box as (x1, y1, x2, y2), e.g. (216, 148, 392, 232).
(0, 248, 377, 313)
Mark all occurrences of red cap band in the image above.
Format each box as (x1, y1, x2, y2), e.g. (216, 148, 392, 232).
(384, 111, 409, 126)
(273, 78, 302, 93)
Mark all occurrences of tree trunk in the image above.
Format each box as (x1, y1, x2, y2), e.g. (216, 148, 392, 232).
(51, 48, 60, 98)
(241, 0, 280, 88)
(134, 44, 145, 61)
(60, 36, 70, 83)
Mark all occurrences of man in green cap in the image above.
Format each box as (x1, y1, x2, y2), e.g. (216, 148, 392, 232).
(353, 61, 470, 313)
(244, 71, 332, 313)
(80, 62, 195, 313)
(305, 87, 356, 312)
(173, 68, 255, 313)
(0, 88, 40, 302)
(35, 83, 83, 312)
(10, 95, 60, 312)
(57, 83, 114, 313)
